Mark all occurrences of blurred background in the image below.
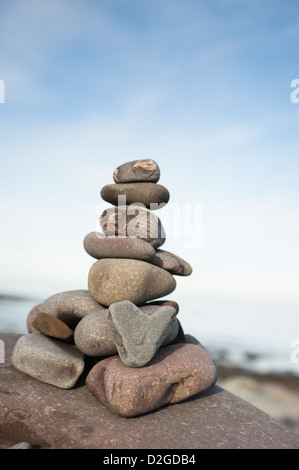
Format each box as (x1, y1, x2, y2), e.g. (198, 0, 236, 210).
(0, 0, 298, 432)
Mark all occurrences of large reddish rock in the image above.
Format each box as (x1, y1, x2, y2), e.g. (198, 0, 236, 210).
(86, 343, 217, 417)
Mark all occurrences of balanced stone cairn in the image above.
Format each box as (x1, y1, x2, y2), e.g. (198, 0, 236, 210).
(12, 159, 217, 417)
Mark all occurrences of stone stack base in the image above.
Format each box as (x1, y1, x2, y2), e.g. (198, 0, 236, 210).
(1, 334, 298, 450)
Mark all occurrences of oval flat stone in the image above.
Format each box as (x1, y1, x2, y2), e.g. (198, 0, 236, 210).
(40, 290, 104, 328)
(149, 250, 192, 276)
(100, 205, 166, 248)
(32, 313, 74, 342)
(86, 343, 218, 417)
(100, 183, 169, 209)
(88, 259, 176, 307)
(83, 232, 156, 261)
(12, 333, 85, 389)
(113, 159, 160, 183)
(108, 300, 177, 367)
(74, 309, 116, 357)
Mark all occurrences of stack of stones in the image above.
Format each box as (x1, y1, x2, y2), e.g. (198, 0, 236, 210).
(12, 159, 217, 418)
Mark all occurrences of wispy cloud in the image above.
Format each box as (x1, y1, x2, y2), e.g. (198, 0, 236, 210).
(0, 0, 298, 311)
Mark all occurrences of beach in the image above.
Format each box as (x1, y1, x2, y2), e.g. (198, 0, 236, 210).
(215, 361, 299, 435)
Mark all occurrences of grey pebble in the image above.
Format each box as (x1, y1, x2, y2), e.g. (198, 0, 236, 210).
(74, 309, 117, 357)
(108, 300, 177, 367)
(40, 290, 104, 328)
(12, 333, 85, 389)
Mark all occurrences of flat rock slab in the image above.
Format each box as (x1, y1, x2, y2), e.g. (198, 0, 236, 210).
(1, 334, 299, 449)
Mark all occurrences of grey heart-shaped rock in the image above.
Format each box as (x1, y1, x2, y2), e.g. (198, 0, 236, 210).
(108, 300, 176, 367)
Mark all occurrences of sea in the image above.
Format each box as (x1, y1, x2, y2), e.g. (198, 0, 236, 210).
(1, 293, 298, 377)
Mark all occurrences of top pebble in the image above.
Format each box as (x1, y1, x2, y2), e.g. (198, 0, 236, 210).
(113, 159, 160, 183)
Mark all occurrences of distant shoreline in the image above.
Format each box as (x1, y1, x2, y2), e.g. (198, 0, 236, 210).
(0, 292, 39, 302)
(216, 364, 299, 391)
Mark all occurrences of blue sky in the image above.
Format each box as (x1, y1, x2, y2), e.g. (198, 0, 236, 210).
(0, 0, 299, 319)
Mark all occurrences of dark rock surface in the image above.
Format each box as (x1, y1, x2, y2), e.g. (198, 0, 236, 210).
(1, 334, 299, 449)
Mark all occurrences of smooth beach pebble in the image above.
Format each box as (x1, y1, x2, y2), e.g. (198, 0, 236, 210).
(100, 183, 170, 209)
(74, 309, 117, 357)
(100, 205, 166, 248)
(171, 319, 186, 344)
(88, 258, 176, 306)
(113, 159, 160, 183)
(86, 343, 218, 417)
(12, 333, 85, 389)
(108, 300, 177, 367)
(32, 313, 74, 342)
(83, 232, 156, 261)
(149, 249, 192, 276)
(40, 290, 104, 328)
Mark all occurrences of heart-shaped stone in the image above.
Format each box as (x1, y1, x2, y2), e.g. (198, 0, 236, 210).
(108, 300, 177, 367)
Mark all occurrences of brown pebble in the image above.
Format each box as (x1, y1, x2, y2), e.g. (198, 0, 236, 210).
(32, 313, 74, 342)
(86, 343, 217, 417)
(88, 258, 176, 307)
(101, 183, 169, 209)
(113, 159, 160, 183)
(83, 232, 156, 261)
(100, 205, 166, 248)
